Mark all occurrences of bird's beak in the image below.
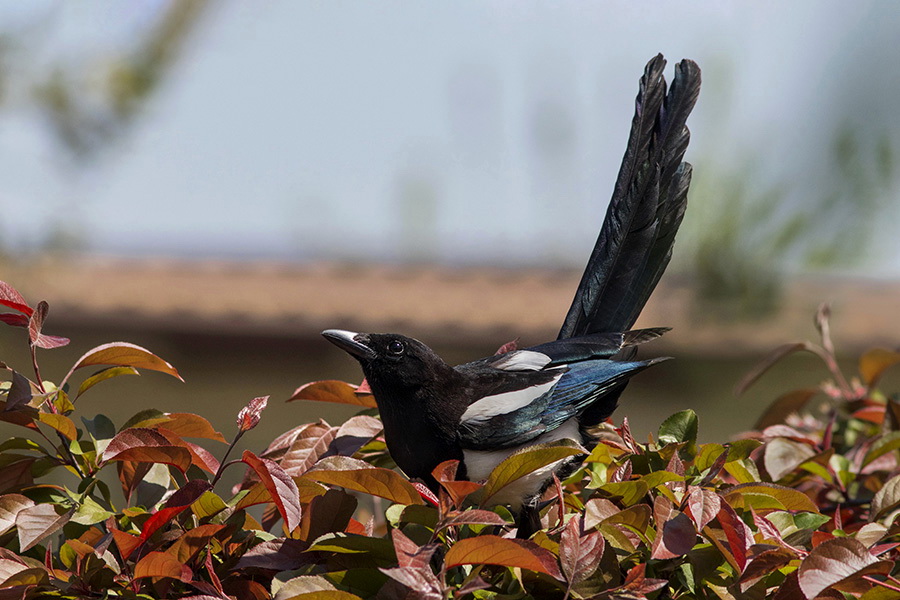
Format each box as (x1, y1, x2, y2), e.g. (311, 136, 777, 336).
(322, 329, 377, 360)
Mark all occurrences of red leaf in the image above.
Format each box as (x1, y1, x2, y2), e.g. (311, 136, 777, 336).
(234, 538, 307, 571)
(241, 450, 302, 532)
(650, 496, 696, 560)
(356, 378, 372, 394)
(439, 510, 508, 531)
(237, 396, 269, 433)
(717, 502, 750, 571)
(413, 482, 439, 507)
(619, 563, 668, 595)
(0, 282, 33, 316)
(391, 528, 438, 570)
(380, 566, 443, 598)
(138, 480, 212, 543)
(559, 514, 605, 586)
(0, 313, 29, 328)
(686, 487, 721, 531)
(495, 338, 520, 354)
(741, 547, 796, 588)
(133, 551, 193, 582)
(6, 371, 34, 411)
(798, 537, 892, 599)
(278, 423, 337, 476)
(444, 535, 562, 579)
(102, 428, 193, 473)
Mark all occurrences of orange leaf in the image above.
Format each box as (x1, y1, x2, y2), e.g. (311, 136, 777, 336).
(860, 348, 900, 387)
(445, 535, 562, 579)
(166, 523, 225, 564)
(37, 414, 77, 441)
(304, 456, 423, 505)
(288, 380, 377, 408)
(433, 460, 482, 507)
(162, 413, 226, 443)
(133, 551, 192, 582)
(111, 529, 141, 561)
(63, 342, 182, 387)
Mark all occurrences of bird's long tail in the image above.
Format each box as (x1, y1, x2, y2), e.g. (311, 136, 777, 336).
(557, 55, 701, 340)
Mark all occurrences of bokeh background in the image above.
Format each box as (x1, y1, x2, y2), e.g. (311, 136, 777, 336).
(2, 1, 900, 455)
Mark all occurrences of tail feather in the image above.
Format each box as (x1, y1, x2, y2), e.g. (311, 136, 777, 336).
(558, 55, 701, 339)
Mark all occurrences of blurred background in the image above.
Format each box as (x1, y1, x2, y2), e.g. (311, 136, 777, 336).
(2, 1, 900, 454)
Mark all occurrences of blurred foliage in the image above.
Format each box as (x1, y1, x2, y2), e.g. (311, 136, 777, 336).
(686, 124, 895, 320)
(31, 0, 209, 160)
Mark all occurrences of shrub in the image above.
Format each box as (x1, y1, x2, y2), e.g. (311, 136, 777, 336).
(0, 281, 898, 599)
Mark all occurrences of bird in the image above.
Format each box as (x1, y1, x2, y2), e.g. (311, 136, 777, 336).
(323, 55, 701, 535)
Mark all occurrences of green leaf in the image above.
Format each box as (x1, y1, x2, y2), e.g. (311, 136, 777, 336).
(75, 366, 140, 400)
(71, 496, 114, 526)
(723, 458, 761, 483)
(193, 490, 228, 519)
(481, 439, 585, 504)
(658, 410, 699, 445)
(596, 480, 650, 506)
(640, 470, 684, 490)
(0, 438, 45, 454)
(121, 408, 167, 431)
(723, 482, 818, 512)
(308, 533, 395, 560)
(81, 414, 117, 442)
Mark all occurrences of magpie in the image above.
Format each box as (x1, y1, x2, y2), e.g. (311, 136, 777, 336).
(322, 55, 700, 533)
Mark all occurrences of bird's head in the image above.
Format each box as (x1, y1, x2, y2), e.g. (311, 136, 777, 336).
(321, 329, 451, 395)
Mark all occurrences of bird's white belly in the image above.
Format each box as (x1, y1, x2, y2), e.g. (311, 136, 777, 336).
(462, 418, 581, 510)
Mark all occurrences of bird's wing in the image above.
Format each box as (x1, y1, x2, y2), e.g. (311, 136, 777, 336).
(525, 327, 669, 366)
(557, 56, 701, 339)
(457, 358, 665, 450)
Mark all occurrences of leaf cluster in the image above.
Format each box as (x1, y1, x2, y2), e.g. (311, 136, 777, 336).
(1, 283, 899, 599)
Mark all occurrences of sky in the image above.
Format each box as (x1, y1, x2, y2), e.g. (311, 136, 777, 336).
(1, 1, 899, 274)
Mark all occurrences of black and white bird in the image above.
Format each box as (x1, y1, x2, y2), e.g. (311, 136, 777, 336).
(323, 55, 700, 533)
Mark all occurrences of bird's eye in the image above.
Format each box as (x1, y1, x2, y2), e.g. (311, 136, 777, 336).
(388, 340, 405, 355)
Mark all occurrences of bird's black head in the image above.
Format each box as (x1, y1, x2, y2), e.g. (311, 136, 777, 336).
(321, 329, 452, 395)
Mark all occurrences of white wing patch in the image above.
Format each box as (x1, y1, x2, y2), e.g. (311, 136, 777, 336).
(460, 374, 562, 424)
(491, 350, 552, 372)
